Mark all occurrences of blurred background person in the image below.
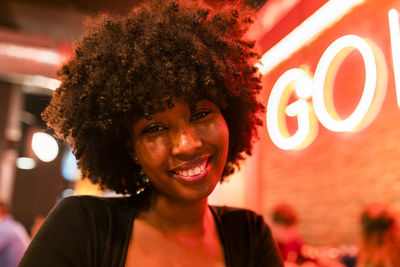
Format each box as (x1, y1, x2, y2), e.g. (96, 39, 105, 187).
(271, 203, 306, 265)
(0, 201, 30, 267)
(270, 203, 346, 267)
(357, 202, 400, 267)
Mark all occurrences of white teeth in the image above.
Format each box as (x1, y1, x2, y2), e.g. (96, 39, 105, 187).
(175, 159, 207, 177)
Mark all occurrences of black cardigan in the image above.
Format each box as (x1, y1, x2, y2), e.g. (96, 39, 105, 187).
(19, 195, 283, 267)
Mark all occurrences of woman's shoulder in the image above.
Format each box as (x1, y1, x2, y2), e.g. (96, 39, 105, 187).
(40, 195, 136, 240)
(49, 195, 137, 222)
(210, 205, 264, 222)
(210, 205, 269, 234)
(60, 194, 135, 205)
(210, 206, 283, 266)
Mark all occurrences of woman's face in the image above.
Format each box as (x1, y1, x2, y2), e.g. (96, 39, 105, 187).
(131, 99, 229, 202)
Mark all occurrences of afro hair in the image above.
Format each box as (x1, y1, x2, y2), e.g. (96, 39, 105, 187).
(42, 0, 264, 195)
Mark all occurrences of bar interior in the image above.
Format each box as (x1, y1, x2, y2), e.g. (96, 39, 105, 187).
(1, 0, 400, 266)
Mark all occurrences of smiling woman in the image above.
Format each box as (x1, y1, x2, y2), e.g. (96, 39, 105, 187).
(131, 99, 229, 203)
(18, 0, 283, 266)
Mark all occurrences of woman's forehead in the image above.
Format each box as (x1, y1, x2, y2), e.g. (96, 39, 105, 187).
(129, 98, 219, 124)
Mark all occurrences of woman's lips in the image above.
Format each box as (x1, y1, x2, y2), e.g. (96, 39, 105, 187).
(170, 157, 211, 182)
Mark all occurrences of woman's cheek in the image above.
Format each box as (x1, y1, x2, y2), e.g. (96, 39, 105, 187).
(204, 118, 229, 145)
(136, 136, 168, 164)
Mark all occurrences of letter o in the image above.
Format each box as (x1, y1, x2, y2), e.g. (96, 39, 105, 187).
(312, 35, 377, 132)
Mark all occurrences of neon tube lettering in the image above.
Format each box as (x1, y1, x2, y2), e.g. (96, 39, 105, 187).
(267, 35, 387, 150)
(313, 35, 378, 132)
(267, 68, 317, 150)
(389, 9, 400, 107)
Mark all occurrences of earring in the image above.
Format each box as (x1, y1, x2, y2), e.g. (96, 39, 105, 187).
(131, 153, 139, 164)
(136, 168, 150, 195)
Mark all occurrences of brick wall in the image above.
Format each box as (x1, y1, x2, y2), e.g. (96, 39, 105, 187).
(253, 0, 400, 247)
(257, 84, 400, 247)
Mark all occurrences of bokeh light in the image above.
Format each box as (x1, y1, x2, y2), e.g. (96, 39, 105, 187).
(31, 132, 59, 162)
(61, 149, 78, 181)
(16, 157, 36, 170)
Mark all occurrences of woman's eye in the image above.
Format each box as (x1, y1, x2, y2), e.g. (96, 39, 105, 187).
(143, 125, 165, 133)
(191, 111, 210, 121)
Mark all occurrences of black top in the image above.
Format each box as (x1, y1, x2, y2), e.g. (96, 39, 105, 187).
(19, 195, 283, 267)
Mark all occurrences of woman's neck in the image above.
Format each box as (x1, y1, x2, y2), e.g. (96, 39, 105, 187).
(137, 194, 212, 236)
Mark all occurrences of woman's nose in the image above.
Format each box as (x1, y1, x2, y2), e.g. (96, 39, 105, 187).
(171, 125, 202, 156)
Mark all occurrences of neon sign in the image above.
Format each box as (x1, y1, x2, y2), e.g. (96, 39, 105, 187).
(263, 7, 400, 150)
(257, 0, 366, 74)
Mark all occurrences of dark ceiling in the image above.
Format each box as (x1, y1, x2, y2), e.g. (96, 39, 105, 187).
(2, 0, 267, 12)
(0, 0, 268, 121)
(0, 0, 268, 41)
